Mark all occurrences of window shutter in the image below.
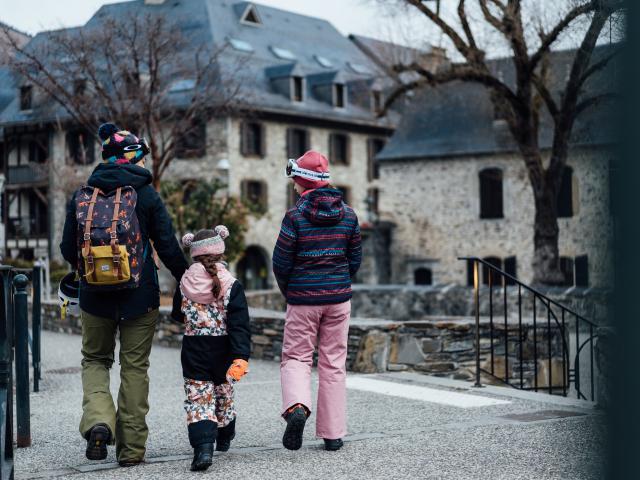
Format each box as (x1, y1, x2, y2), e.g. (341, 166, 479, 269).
(345, 135, 351, 165)
(286, 128, 293, 158)
(259, 123, 266, 157)
(240, 122, 247, 156)
(504, 256, 517, 285)
(575, 255, 589, 287)
(241, 180, 247, 202)
(367, 139, 373, 182)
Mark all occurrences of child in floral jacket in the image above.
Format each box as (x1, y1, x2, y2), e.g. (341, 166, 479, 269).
(179, 226, 251, 471)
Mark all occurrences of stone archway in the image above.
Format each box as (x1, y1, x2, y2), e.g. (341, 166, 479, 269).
(237, 245, 270, 290)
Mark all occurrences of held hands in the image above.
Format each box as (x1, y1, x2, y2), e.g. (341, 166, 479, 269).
(226, 359, 249, 384)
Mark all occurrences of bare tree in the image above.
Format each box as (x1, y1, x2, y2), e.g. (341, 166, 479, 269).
(2, 13, 246, 189)
(378, 0, 622, 285)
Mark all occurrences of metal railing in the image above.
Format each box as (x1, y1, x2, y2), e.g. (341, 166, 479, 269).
(460, 257, 599, 401)
(0, 265, 43, 479)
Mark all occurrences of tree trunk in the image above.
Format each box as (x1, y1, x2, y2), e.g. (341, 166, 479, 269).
(532, 183, 564, 285)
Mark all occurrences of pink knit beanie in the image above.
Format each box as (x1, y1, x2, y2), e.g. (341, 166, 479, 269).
(292, 150, 330, 190)
(182, 225, 229, 257)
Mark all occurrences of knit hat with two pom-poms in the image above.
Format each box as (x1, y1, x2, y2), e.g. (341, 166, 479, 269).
(182, 225, 229, 257)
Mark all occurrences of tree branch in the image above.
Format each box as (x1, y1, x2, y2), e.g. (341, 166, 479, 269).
(530, 0, 598, 71)
(575, 92, 619, 116)
(457, 0, 478, 49)
(579, 46, 622, 86)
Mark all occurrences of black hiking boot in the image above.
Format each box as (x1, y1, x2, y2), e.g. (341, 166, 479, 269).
(216, 418, 236, 452)
(324, 438, 344, 451)
(190, 443, 214, 471)
(85, 424, 111, 461)
(282, 404, 308, 451)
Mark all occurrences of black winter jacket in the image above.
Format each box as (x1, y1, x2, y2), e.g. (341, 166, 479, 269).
(60, 163, 188, 321)
(181, 281, 252, 384)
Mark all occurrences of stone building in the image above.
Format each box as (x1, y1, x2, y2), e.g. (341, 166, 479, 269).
(376, 47, 617, 289)
(0, 0, 399, 287)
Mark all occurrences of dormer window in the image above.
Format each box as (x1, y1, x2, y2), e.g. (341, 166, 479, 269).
(240, 3, 262, 26)
(333, 84, 345, 108)
(20, 85, 32, 111)
(372, 90, 383, 113)
(292, 76, 304, 102)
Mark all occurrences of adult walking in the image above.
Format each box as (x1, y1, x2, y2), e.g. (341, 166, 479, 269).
(60, 123, 188, 466)
(273, 151, 362, 451)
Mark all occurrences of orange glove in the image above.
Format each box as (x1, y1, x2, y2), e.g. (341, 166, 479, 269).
(226, 359, 249, 383)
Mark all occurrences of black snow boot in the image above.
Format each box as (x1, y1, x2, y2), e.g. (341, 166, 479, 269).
(188, 420, 217, 471)
(216, 418, 236, 452)
(85, 424, 111, 461)
(324, 438, 344, 451)
(191, 443, 214, 471)
(282, 404, 308, 451)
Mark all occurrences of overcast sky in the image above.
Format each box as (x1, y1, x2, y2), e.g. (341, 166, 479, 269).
(0, 0, 391, 39)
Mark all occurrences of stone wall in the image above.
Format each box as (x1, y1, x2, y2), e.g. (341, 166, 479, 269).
(246, 285, 611, 325)
(378, 147, 614, 289)
(40, 301, 564, 388)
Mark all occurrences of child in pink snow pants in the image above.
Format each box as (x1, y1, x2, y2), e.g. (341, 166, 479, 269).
(272, 150, 362, 452)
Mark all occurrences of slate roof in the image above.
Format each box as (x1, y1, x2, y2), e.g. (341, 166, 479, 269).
(0, 0, 395, 130)
(378, 44, 620, 161)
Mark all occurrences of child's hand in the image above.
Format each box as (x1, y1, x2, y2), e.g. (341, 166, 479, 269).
(226, 359, 249, 384)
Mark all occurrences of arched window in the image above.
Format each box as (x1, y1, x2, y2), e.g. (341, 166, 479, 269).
(237, 246, 270, 290)
(479, 168, 504, 219)
(557, 166, 574, 218)
(414, 268, 432, 285)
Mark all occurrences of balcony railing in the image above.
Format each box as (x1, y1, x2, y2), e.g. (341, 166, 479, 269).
(6, 164, 48, 185)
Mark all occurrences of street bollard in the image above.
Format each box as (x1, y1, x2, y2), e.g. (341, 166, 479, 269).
(31, 265, 42, 391)
(13, 274, 31, 448)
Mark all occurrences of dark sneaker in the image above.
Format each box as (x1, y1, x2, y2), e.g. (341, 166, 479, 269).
(190, 443, 214, 471)
(282, 405, 308, 451)
(324, 438, 344, 451)
(85, 424, 111, 461)
(216, 419, 236, 452)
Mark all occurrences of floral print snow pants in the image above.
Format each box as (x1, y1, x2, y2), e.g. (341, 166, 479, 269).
(183, 379, 236, 427)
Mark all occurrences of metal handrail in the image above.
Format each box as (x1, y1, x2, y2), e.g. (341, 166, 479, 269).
(458, 256, 598, 328)
(460, 256, 599, 401)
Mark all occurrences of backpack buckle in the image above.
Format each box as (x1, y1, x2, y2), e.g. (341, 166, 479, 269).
(113, 255, 120, 264)
(83, 233, 91, 241)
(110, 232, 117, 239)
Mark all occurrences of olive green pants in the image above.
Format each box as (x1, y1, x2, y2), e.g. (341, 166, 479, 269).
(79, 309, 158, 462)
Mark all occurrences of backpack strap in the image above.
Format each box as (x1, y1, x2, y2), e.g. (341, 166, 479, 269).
(82, 188, 100, 282)
(110, 187, 123, 280)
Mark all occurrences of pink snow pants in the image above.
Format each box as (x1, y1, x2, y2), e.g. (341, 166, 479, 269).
(280, 301, 351, 440)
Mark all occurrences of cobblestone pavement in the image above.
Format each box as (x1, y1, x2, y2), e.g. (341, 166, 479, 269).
(15, 331, 606, 480)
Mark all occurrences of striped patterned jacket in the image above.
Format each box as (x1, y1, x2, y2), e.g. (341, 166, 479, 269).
(272, 188, 362, 305)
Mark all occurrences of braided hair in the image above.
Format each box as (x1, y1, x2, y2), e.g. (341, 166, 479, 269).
(192, 229, 223, 298)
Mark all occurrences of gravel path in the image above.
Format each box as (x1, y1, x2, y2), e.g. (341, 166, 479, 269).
(14, 331, 606, 480)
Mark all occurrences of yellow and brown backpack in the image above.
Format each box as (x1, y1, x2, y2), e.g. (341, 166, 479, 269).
(74, 185, 145, 291)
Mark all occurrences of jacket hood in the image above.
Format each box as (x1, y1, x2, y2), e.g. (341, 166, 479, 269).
(88, 163, 153, 192)
(297, 188, 345, 225)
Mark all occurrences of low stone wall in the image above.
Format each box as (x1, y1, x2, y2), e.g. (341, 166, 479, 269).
(40, 301, 563, 387)
(245, 285, 611, 325)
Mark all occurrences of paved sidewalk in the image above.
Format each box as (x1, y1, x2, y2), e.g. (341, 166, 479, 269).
(16, 331, 606, 480)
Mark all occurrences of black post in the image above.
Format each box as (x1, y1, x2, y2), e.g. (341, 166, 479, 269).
(473, 260, 482, 388)
(31, 265, 42, 391)
(14, 274, 30, 448)
(0, 266, 14, 478)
